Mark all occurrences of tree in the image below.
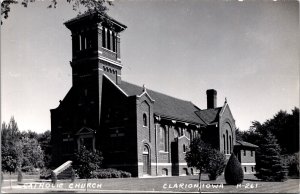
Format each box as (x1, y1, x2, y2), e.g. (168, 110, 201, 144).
(282, 152, 299, 178)
(21, 137, 45, 170)
(206, 149, 226, 180)
(22, 130, 38, 139)
(73, 146, 103, 192)
(185, 138, 224, 192)
(255, 131, 287, 181)
(1, 117, 23, 172)
(1, 145, 18, 189)
(235, 128, 243, 141)
(37, 130, 52, 168)
(224, 153, 244, 185)
(1, 117, 21, 146)
(1, 0, 113, 25)
(240, 108, 299, 155)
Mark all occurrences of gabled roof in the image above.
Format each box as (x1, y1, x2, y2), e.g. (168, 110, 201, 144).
(195, 107, 222, 125)
(75, 127, 95, 135)
(119, 81, 205, 125)
(235, 140, 259, 148)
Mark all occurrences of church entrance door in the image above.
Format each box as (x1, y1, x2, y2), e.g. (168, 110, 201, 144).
(171, 141, 179, 176)
(143, 145, 150, 175)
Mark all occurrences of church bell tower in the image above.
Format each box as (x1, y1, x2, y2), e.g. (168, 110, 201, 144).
(65, 12, 126, 139)
(64, 12, 127, 86)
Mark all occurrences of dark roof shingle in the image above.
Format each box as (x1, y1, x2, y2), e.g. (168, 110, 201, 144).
(119, 81, 204, 125)
(236, 140, 259, 148)
(195, 108, 222, 124)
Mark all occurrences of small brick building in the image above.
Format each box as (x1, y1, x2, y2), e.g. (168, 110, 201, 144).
(51, 12, 255, 177)
(234, 140, 258, 174)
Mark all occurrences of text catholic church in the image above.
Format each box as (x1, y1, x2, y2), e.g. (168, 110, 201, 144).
(51, 12, 253, 177)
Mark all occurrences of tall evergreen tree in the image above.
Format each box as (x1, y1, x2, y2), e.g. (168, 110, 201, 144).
(255, 131, 287, 181)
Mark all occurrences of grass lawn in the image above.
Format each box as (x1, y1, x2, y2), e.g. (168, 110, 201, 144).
(1, 174, 299, 193)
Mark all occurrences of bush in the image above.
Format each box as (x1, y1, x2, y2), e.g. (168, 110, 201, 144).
(283, 153, 299, 178)
(72, 146, 103, 179)
(224, 153, 244, 185)
(206, 149, 226, 180)
(39, 168, 52, 179)
(91, 168, 131, 179)
(120, 170, 132, 178)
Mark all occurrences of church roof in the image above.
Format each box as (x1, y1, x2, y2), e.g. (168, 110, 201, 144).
(119, 81, 205, 125)
(235, 140, 259, 148)
(64, 11, 127, 31)
(195, 107, 222, 125)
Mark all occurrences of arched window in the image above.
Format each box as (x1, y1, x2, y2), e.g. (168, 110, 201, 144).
(78, 34, 82, 51)
(173, 128, 179, 138)
(160, 127, 167, 151)
(183, 144, 186, 153)
(223, 134, 226, 154)
(183, 168, 189, 175)
(143, 145, 149, 154)
(143, 113, 147, 127)
(102, 27, 106, 48)
(226, 130, 229, 154)
(162, 168, 168, 176)
(229, 136, 232, 153)
(107, 29, 111, 50)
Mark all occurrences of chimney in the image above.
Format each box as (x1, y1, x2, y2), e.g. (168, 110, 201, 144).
(206, 89, 217, 109)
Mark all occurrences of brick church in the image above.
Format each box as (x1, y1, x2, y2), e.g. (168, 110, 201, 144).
(51, 12, 255, 177)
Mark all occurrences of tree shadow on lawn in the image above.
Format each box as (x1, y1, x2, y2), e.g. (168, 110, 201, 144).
(244, 178, 263, 182)
(48, 191, 77, 193)
(188, 178, 214, 182)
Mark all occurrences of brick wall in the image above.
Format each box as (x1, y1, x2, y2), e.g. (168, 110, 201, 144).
(101, 76, 138, 176)
(219, 105, 236, 155)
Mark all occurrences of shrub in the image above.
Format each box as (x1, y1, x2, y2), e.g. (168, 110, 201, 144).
(206, 149, 226, 180)
(224, 153, 244, 185)
(39, 168, 52, 179)
(91, 168, 131, 179)
(120, 170, 131, 178)
(283, 153, 299, 178)
(72, 146, 103, 179)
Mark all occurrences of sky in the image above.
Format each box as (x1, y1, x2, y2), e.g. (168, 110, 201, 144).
(1, 0, 299, 133)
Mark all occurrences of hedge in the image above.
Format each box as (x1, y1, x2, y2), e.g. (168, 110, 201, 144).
(91, 168, 131, 179)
